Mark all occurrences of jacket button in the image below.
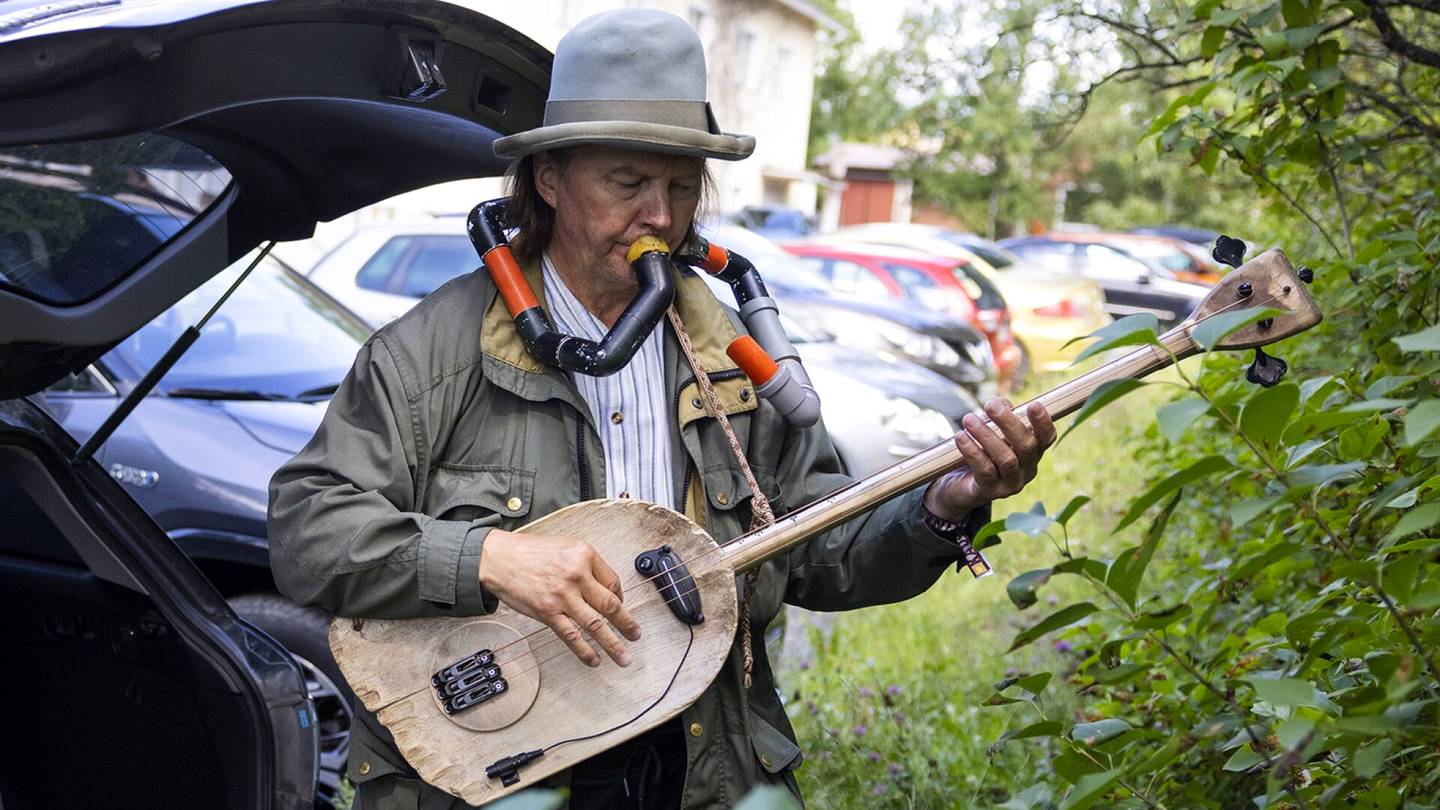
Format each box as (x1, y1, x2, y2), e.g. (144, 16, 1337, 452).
(740, 388, 751, 402)
(689, 722, 703, 737)
(358, 760, 371, 776)
(716, 493, 730, 506)
(691, 397, 703, 409)
(759, 753, 773, 769)
(611, 410, 624, 424)
(506, 497, 523, 511)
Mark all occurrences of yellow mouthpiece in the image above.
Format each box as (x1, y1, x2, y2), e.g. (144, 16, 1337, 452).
(626, 236, 670, 263)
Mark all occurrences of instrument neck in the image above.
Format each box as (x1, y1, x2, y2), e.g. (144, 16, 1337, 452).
(719, 323, 1200, 573)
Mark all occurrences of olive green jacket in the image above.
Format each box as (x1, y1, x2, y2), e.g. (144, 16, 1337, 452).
(266, 258, 974, 808)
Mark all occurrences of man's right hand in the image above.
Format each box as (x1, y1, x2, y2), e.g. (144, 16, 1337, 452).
(478, 530, 642, 667)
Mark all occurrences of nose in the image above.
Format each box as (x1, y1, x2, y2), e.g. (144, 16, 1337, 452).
(636, 184, 673, 234)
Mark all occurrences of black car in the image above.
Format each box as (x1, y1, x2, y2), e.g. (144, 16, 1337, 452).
(1000, 236, 1211, 326)
(0, 1, 550, 807)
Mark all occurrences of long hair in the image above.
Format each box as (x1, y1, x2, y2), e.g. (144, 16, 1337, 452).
(503, 149, 718, 265)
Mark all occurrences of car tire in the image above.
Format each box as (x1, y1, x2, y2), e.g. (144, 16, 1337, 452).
(230, 593, 354, 810)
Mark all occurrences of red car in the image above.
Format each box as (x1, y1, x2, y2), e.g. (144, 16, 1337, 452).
(782, 240, 1024, 390)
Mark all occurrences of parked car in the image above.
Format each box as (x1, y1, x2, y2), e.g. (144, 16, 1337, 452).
(728, 204, 817, 239)
(0, 0, 552, 806)
(1039, 231, 1224, 285)
(703, 223, 999, 401)
(1130, 225, 1219, 247)
(302, 218, 985, 469)
(821, 223, 1112, 373)
(1001, 236, 1210, 326)
(779, 240, 1023, 390)
(36, 253, 368, 807)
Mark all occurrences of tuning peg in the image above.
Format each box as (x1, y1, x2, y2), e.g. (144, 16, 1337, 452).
(1297, 266, 1314, 284)
(1245, 347, 1288, 387)
(1213, 235, 1247, 269)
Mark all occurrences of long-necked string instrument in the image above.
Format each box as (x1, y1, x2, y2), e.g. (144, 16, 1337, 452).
(329, 243, 1321, 805)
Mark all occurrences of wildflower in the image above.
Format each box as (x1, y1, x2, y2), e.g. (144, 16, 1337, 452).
(893, 711, 908, 726)
(872, 783, 889, 796)
(887, 763, 903, 776)
(1054, 639, 1073, 654)
(867, 751, 881, 763)
(886, 684, 902, 696)
(806, 701, 818, 717)
(798, 659, 811, 671)
(858, 686, 873, 698)
(853, 724, 868, 737)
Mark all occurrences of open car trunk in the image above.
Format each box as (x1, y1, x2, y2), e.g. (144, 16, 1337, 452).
(0, 399, 315, 810)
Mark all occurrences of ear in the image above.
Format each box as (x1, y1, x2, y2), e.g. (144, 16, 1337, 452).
(533, 153, 561, 209)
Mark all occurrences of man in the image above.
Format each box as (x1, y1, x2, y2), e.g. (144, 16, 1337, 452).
(268, 9, 1054, 809)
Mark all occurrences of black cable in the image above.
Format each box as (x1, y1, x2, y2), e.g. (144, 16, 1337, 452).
(485, 625, 696, 787)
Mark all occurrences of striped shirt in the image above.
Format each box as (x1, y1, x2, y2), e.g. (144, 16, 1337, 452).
(542, 253, 675, 509)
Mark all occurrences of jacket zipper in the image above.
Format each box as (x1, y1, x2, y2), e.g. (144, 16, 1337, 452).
(575, 415, 592, 501)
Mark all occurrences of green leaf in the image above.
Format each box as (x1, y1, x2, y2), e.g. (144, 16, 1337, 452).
(1157, 398, 1209, 443)
(973, 518, 1006, 550)
(1248, 676, 1321, 707)
(1232, 496, 1281, 527)
(1013, 672, 1053, 694)
(1365, 375, 1416, 399)
(1059, 770, 1124, 810)
(1053, 751, 1104, 784)
(1339, 398, 1410, 413)
(1277, 716, 1314, 750)
(1055, 495, 1091, 527)
(1007, 569, 1053, 610)
(1071, 718, 1132, 746)
(1006, 504, 1054, 536)
(1201, 25, 1226, 57)
(1133, 603, 1191, 629)
(1223, 743, 1265, 772)
(1116, 455, 1233, 531)
(1394, 324, 1440, 352)
(1109, 491, 1181, 608)
(1332, 715, 1398, 735)
(1191, 306, 1283, 350)
(991, 720, 1063, 750)
(1352, 739, 1392, 779)
(1068, 313, 1161, 364)
(1061, 379, 1148, 441)
(1240, 382, 1299, 444)
(1288, 462, 1364, 489)
(1404, 400, 1440, 446)
(1129, 737, 1182, 776)
(1009, 602, 1100, 652)
(1382, 502, 1440, 545)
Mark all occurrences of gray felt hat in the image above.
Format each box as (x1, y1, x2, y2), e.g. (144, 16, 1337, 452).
(493, 9, 755, 161)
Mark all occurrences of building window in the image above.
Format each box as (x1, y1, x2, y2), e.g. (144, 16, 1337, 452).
(774, 46, 792, 98)
(734, 29, 757, 91)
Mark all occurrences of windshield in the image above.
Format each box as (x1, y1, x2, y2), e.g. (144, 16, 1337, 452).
(1114, 241, 1192, 272)
(104, 254, 367, 397)
(0, 133, 232, 304)
(941, 235, 1017, 270)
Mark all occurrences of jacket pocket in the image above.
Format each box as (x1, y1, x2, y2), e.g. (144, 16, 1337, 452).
(700, 464, 782, 515)
(748, 709, 804, 774)
(425, 464, 535, 523)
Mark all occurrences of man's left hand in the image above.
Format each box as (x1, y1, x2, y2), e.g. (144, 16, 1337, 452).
(924, 399, 1056, 522)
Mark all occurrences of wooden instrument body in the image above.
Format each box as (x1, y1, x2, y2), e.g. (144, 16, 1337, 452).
(330, 499, 738, 805)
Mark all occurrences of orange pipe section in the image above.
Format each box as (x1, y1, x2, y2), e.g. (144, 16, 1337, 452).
(726, 336, 780, 386)
(701, 242, 729, 274)
(483, 245, 539, 316)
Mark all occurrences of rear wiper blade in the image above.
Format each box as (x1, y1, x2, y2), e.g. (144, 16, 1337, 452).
(166, 387, 288, 401)
(295, 383, 340, 400)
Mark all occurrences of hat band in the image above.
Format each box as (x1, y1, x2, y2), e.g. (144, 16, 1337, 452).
(543, 99, 714, 132)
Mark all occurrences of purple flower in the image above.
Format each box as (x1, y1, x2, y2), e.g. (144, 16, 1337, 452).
(867, 751, 881, 763)
(873, 783, 889, 796)
(798, 659, 811, 671)
(1054, 639, 1073, 654)
(886, 684, 902, 696)
(806, 701, 818, 717)
(853, 724, 868, 737)
(859, 686, 874, 698)
(893, 711, 908, 726)
(887, 762, 903, 776)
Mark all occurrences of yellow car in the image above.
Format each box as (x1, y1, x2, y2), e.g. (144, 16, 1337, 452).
(822, 224, 1112, 373)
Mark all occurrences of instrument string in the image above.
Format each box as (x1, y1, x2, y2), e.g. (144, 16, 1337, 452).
(445, 298, 1269, 678)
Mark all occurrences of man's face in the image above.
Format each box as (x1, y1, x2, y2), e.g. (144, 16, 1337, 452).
(535, 145, 703, 298)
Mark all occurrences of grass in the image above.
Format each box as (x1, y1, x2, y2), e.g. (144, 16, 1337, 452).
(779, 368, 1173, 807)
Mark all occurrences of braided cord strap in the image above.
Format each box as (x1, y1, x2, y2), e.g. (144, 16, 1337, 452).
(667, 306, 773, 689)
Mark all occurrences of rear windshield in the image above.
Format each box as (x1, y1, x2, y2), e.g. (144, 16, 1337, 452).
(0, 134, 231, 304)
(950, 261, 1006, 310)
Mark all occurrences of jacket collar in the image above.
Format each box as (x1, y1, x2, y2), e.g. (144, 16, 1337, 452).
(479, 253, 759, 428)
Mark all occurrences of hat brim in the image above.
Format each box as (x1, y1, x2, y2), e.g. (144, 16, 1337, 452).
(494, 121, 755, 161)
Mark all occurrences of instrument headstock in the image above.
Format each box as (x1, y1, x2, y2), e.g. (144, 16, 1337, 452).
(1187, 246, 1322, 351)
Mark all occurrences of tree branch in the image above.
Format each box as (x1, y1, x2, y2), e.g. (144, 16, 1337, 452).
(1365, 0, 1440, 67)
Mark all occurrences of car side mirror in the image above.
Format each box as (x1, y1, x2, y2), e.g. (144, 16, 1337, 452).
(1136, 272, 1152, 285)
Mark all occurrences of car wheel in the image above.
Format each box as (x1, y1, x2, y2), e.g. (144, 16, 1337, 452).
(230, 593, 353, 810)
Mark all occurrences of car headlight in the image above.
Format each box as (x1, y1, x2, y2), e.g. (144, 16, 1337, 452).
(879, 397, 955, 446)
